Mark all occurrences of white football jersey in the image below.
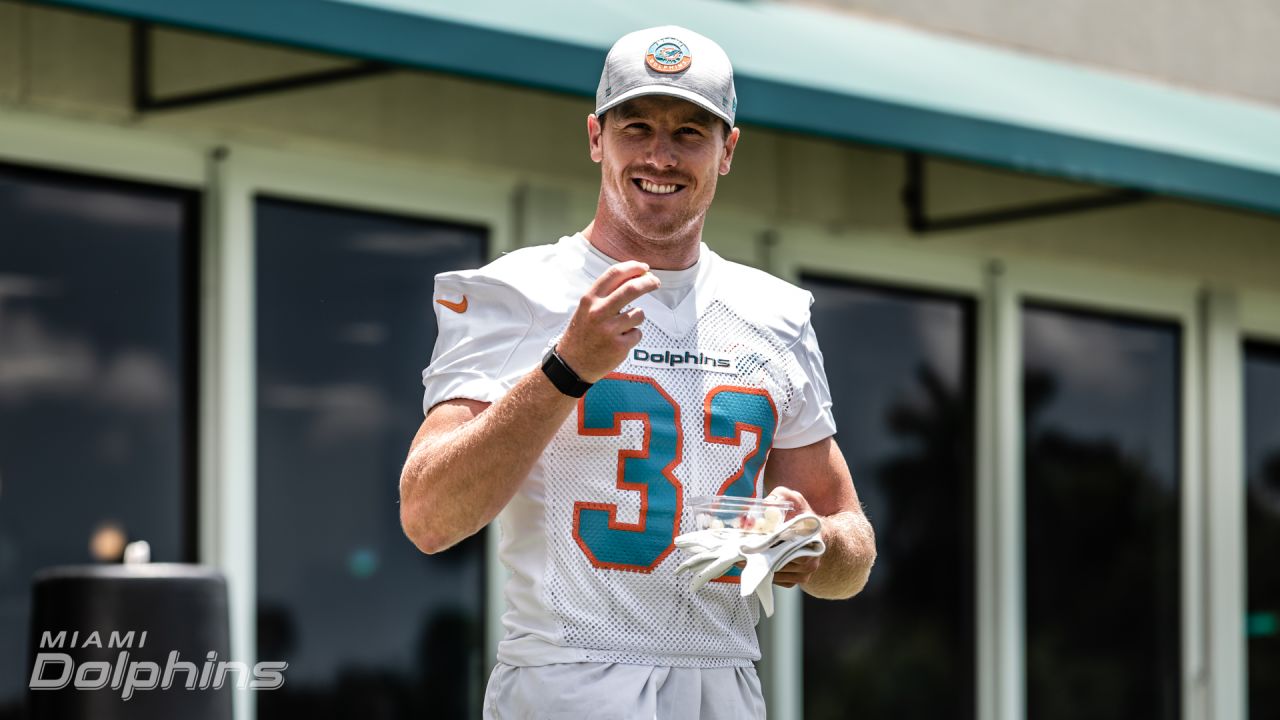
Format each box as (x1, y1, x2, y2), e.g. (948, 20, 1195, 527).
(421, 233, 836, 668)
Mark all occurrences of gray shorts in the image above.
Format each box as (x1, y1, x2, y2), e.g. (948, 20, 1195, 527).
(483, 662, 766, 720)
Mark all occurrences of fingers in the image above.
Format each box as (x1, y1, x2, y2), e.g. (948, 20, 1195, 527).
(578, 262, 656, 326)
(587, 261, 651, 301)
(733, 554, 818, 588)
(781, 556, 820, 574)
(615, 306, 645, 329)
(772, 571, 810, 587)
(765, 485, 810, 519)
(772, 555, 820, 587)
(599, 271, 661, 316)
(614, 307, 645, 349)
(557, 261, 661, 382)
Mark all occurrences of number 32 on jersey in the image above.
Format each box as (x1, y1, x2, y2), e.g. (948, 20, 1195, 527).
(571, 372, 777, 573)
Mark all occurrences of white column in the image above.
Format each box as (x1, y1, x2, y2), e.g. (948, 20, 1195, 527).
(1201, 287, 1246, 720)
(200, 146, 257, 720)
(768, 587, 804, 720)
(758, 226, 803, 720)
(982, 260, 1024, 720)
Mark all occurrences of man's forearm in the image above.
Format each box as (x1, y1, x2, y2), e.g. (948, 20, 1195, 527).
(803, 510, 876, 599)
(400, 367, 577, 553)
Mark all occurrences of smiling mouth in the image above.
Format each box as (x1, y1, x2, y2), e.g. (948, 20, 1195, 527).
(634, 179, 686, 195)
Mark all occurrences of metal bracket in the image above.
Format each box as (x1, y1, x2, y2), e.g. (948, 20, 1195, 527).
(901, 152, 1147, 234)
(132, 22, 394, 113)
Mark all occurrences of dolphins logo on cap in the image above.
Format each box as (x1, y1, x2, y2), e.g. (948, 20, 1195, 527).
(645, 37, 692, 73)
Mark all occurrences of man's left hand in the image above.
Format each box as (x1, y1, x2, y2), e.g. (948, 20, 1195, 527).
(762, 485, 823, 588)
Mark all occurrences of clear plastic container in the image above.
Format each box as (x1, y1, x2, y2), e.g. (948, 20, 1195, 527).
(688, 495, 793, 535)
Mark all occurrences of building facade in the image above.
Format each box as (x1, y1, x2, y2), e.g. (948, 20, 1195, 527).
(1, 1, 1278, 719)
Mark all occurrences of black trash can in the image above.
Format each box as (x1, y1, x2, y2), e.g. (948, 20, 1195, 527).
(27, 564, 234, 720)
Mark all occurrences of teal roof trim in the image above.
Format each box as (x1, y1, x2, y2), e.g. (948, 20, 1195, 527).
(33, 0, 1280, 216)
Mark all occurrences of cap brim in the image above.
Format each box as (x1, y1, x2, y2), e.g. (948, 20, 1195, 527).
(595, 84, 734, 127)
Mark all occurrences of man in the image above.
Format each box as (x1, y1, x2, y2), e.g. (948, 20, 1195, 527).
(400, 26, 875, 718)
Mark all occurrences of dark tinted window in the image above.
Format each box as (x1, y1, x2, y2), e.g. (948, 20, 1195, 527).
(0, 164, 196, 719)
(1245, 340, 1280, 719)
(801, 276, 976, 720)
(255, 196, 487, 720)
(1023, 304, 1180, 720)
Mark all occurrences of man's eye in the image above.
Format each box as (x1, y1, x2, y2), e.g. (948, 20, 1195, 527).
(677, 127, 704, 136)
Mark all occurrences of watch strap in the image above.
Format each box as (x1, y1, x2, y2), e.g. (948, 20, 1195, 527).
(542, 348, 593, 398)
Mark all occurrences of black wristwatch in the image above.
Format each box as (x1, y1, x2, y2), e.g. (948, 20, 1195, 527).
(542, 347, 593, 398)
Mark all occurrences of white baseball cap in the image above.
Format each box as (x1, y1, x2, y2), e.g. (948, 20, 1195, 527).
(595, 26, 738, 127)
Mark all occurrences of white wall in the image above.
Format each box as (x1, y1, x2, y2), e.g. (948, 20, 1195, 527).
(790, 0, 1280, 107)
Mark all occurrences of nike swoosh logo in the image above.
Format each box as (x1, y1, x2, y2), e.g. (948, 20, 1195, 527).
(436, 296, 468, 313)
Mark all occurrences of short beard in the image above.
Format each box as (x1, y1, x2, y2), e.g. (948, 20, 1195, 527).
(602, 173, 716, 245)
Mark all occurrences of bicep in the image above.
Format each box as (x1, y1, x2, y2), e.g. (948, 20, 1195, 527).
(764, 436, 861, 516)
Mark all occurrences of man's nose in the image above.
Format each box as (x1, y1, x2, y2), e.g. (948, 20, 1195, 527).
(643, 133, 678, 169)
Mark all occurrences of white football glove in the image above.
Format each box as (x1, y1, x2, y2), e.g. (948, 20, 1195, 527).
(674, 513, 825, 617)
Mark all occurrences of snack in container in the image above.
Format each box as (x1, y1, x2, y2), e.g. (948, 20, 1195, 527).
(688, 495, 793, 536)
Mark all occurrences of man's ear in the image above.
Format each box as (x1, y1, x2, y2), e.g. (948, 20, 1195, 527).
(587, 113, 604, 164)
(719, 126, 741, 175)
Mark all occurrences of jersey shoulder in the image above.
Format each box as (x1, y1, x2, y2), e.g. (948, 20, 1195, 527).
(433, 238, 585, 326)
(709, 253, 814, 344)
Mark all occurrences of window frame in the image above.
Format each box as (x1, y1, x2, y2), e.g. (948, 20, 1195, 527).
(213, 143, 517, 720)
(1239, 286, 1280, 720)
(795, 267, 982, 720)
(773, 228, 987, 720)
(0, 111, 207, 712)
(0, 157, 204, 559)
(1006, 259, 1203, 720)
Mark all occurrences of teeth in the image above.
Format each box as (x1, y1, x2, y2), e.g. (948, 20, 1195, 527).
(639, 180, 679, 195)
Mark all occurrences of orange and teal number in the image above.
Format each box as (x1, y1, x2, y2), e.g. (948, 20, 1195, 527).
(572, 375, 778, 573)
(705, 387, 777, 498)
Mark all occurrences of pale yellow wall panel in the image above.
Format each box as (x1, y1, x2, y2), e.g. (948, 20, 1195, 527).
(489, 85, 596, 181)
(747, 134, 908, 231)
(377, 73, 593, 182)
(711, 125, 781, 219)
(150, 27, 347, 98)
(926, 157, 1096, 216)
(775, 134, 850, 224)
(922, 198, 1280, 293)
(26, 7, 129, 116)
(829, 144, 905, 231)
(916, 156, 1280, 294)
(141, 77, 384, 155)
(0, 4, 23, 103)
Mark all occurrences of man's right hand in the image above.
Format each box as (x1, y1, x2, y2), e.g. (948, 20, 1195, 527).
(556, 261, 661, 382)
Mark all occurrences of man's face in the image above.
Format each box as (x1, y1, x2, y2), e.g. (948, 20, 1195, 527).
(588, 96, 740, 245)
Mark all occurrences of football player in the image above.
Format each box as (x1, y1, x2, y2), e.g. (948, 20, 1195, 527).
(401, 25, 876, 718)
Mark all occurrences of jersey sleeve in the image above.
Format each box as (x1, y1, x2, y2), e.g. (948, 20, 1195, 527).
(420, 273, 539, 414)
(773, 315, 838, 449)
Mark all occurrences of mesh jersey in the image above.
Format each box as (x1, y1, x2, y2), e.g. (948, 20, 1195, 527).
(420, 233, 837, 668)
